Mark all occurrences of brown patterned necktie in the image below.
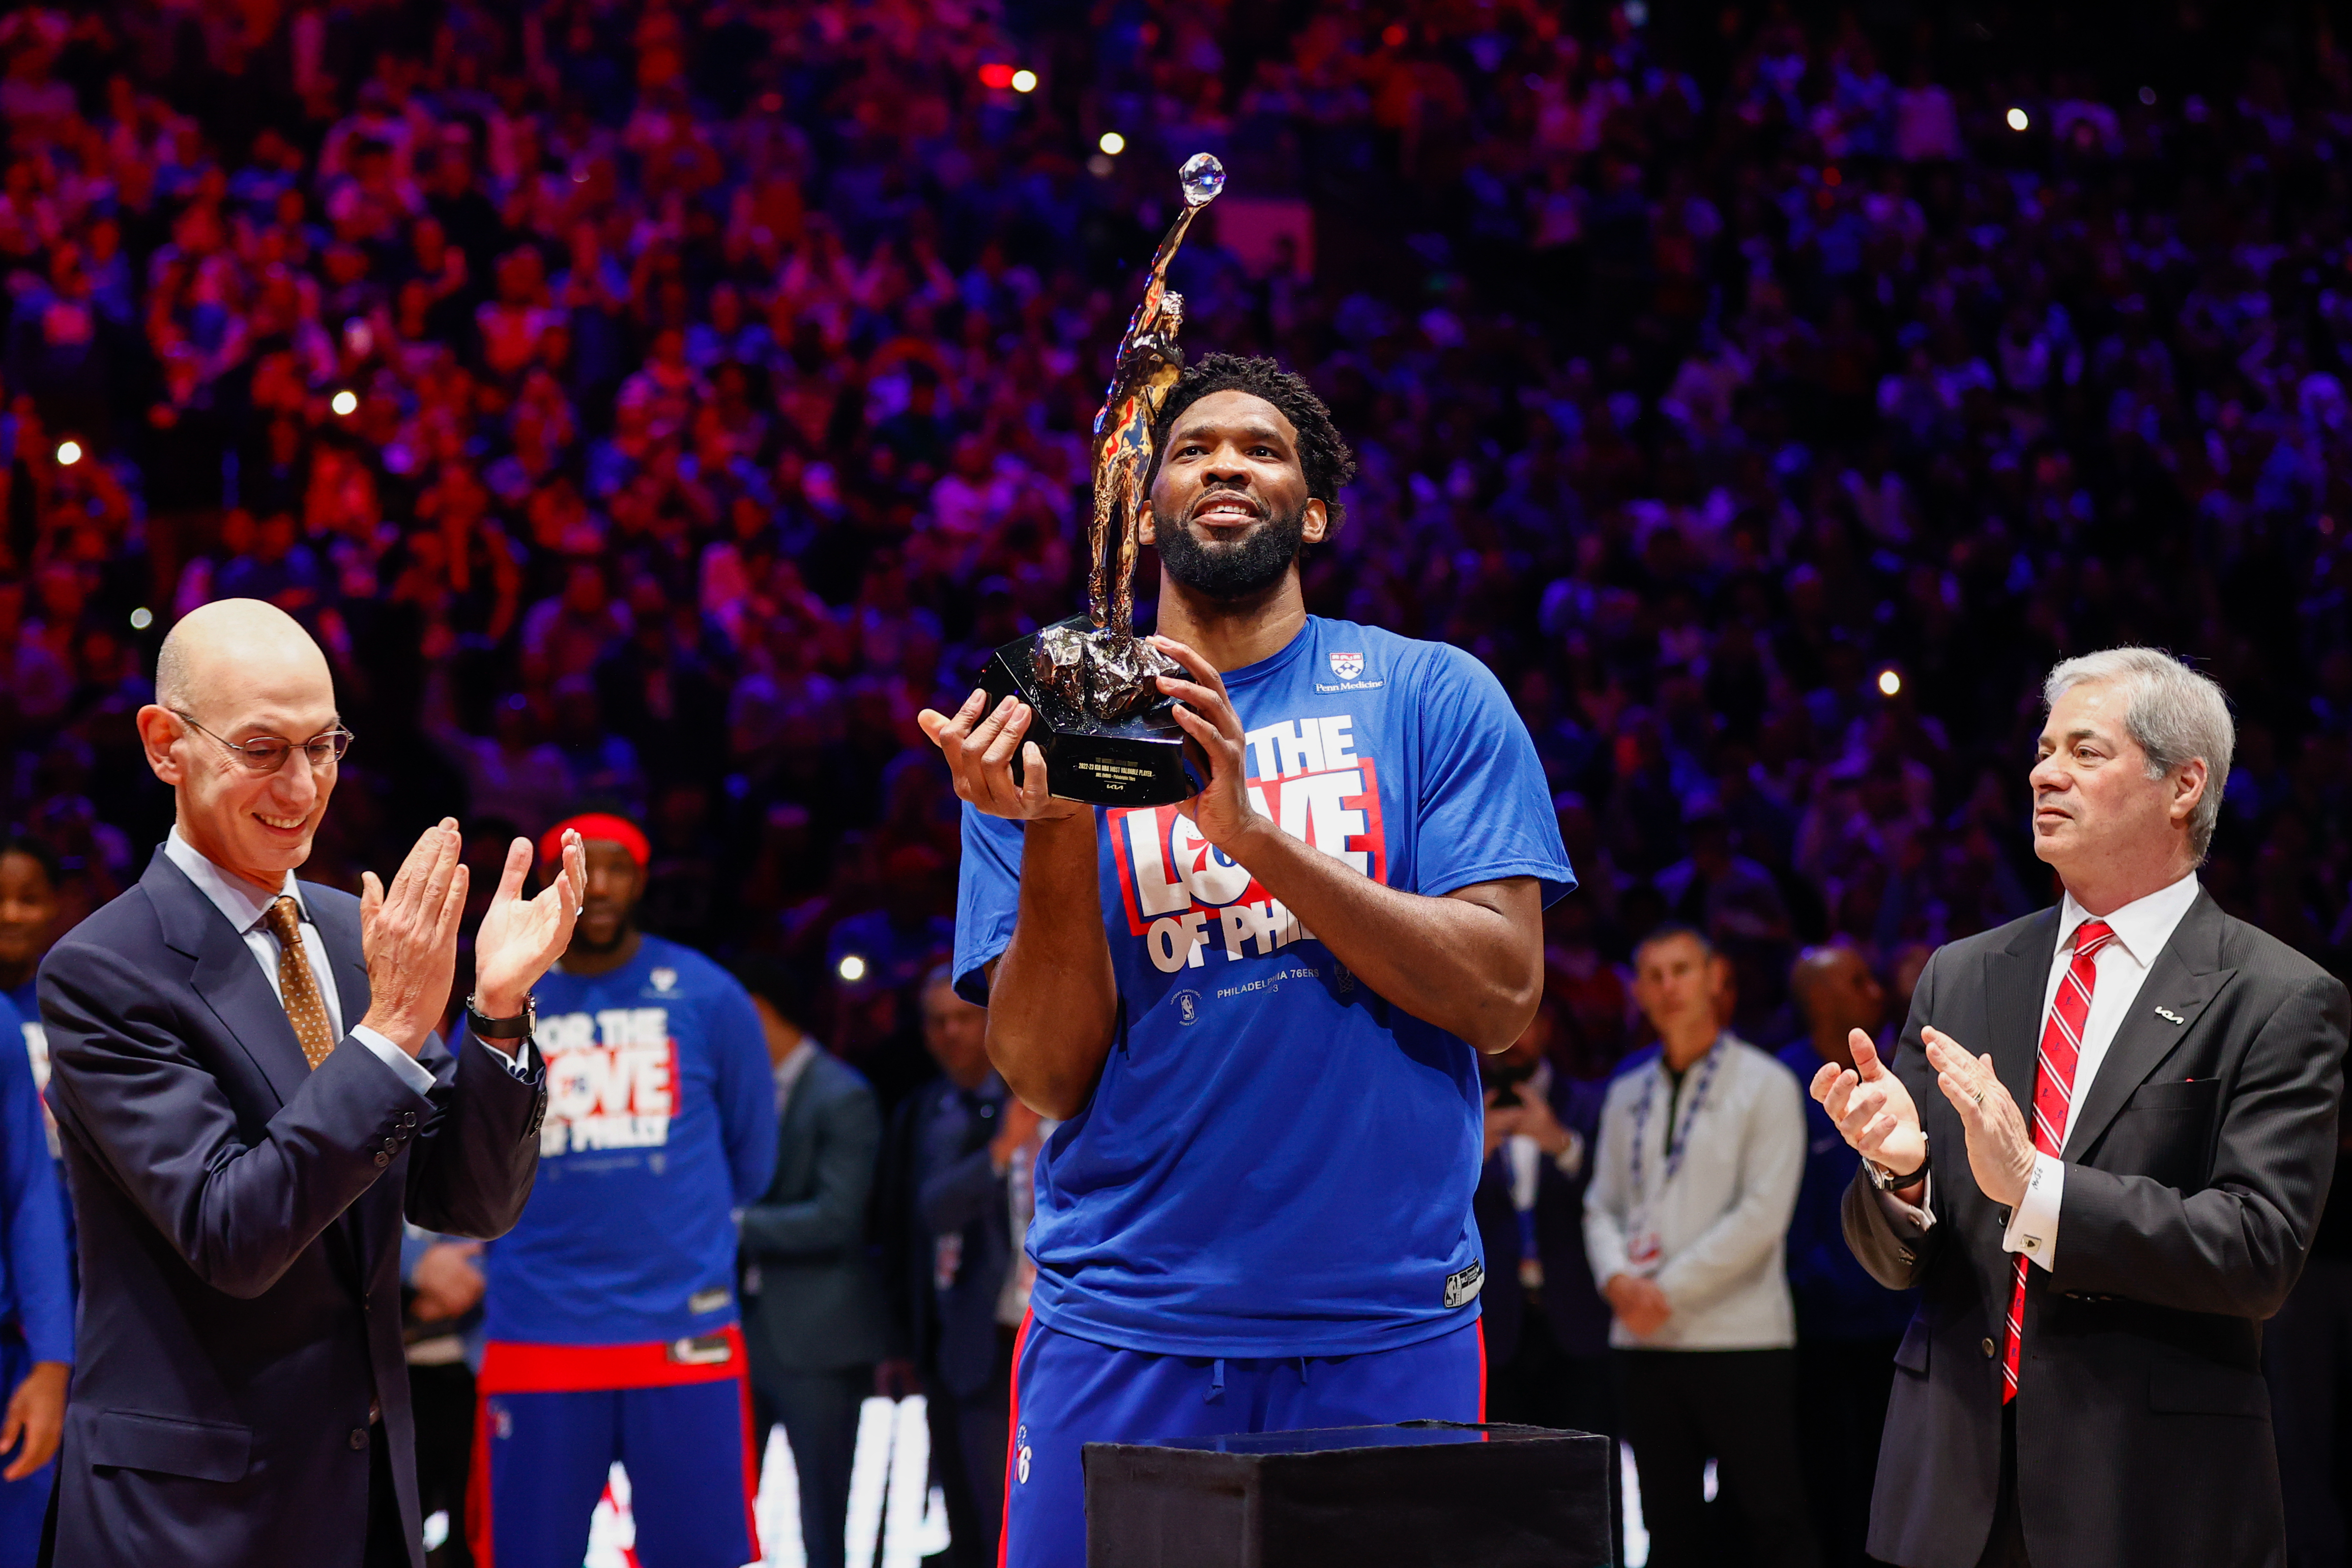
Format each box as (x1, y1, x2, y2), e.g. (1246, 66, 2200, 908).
(263, 896, 338, 1069)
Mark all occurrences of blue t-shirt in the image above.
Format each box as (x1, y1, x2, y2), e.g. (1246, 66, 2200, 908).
(955, 617, 1573, 1357)
(474, 935, 778, 1347)
(0, 991, 70, 1363)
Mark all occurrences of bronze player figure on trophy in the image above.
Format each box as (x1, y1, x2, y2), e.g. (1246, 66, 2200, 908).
(979, 153, 1227, 806)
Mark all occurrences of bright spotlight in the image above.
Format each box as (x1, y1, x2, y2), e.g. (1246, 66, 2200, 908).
(1099, 131, 1126, 155)
(1011, 69, 1038, 94)
(837, 954, 869, 984)
(1878, 669, 1903, 697)
(129, 607, 154, 631)
(331, 389, 358, 416)
(2006, 107, 2030, 132)
(55, 440, 82, 466)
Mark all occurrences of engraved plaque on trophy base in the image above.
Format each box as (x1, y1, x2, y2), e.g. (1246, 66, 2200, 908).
(980, 616, 1197, 807)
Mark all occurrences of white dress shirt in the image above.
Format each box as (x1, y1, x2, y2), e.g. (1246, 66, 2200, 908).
(164, 832, 528, 1091)
(1583, 1032, 1807, 1349)
(2001, 870, 2201, 1272)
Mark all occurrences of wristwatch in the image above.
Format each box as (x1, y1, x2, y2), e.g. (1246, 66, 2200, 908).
(465, 992, 536, 1041)
(1866, 1136, 1928, 1192)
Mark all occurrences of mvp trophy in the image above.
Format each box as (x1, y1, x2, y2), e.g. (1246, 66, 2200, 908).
(978, 153, 1226, 806)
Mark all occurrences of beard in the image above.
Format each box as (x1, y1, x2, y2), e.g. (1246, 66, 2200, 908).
(1154, 498, 1308, 602)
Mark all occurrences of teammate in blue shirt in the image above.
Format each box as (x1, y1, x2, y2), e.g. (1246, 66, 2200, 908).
(466, 813, 777, 1568)
(920, 355, 1574, 1568)
(0, 988, 69, 1563)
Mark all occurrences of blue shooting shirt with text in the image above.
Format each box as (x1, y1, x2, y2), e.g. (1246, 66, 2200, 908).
(955, 617, 1573, 1358)
(471, 936, 777, 1346)
(0, 991, 70, 1364)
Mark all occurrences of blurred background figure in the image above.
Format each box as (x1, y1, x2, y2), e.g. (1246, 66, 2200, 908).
(1588, 927, 1813, 1568)
(735, 956, 886, 1568)
(401, 1227, 487, 1568)
(1475, 994, 1615, 1445)
(890, 966, 1039, 1568)
(0, 979, 68, 1567)
(1778, 946, 1914, 1568)
(467, 815, 775, 1568)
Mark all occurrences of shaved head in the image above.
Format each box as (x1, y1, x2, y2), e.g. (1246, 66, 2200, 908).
(154, 599, 331, 717)
(139, 600, 344, 893)
(1791, 944, 1887, 1063)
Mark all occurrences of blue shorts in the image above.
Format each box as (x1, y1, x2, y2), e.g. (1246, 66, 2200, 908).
(1000, 1313, 1485, 1568)
(469, 1333, 757, 1568)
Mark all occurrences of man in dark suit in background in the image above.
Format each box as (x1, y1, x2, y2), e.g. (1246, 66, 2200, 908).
(896, 966, 1038, 1568)
(1816, 648, 2351, 1568)
(35, 599, 585, 1568)
(1474, 994, 1615, 1441)
(1779, 945, 1913, 1568)
(735, 958, 886, 1568)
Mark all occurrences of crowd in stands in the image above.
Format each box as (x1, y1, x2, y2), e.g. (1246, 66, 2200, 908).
(4, 0, 2352, 1562)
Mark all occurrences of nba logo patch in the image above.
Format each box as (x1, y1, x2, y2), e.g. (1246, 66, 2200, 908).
(1329, 650, 1365, 681)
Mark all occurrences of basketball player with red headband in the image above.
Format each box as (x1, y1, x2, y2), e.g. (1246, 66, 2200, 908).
(465, 813, 779, 1568)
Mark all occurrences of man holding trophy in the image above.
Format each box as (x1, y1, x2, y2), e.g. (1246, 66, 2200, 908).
(920, 157, 1574, 1568)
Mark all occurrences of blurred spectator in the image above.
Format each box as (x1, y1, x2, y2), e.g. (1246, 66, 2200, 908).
(1777, 945, 1916, 1568)
(0, 981, 68, 1562)
(1474, 995, 1615, 1444)
(1586, 926, 1813, 1568)
(2264, 1117, 2352, 1568)
(734, 957, 886, 1568)
(401, 1228, 486, 1568)
(893, 967, 1037, 1568)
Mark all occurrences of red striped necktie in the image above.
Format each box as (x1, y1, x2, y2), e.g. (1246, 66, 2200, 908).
(2003, 918, 2116, 1402)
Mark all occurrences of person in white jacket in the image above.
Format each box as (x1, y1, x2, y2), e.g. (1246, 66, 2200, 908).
(1586, 924, 1816, 1568)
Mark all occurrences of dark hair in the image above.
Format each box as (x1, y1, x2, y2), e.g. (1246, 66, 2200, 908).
(0, 837, 61, 891)
(731, 954, 813, 1031)
(1632, 922, 1715, 964)
(1149, 353, 1358, 535)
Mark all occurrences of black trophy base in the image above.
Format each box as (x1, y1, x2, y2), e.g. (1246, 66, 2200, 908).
(980, 618, 1197, 807)
(1083, 1422, 1617, 1568)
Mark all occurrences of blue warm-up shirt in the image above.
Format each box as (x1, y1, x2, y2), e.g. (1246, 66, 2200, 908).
(0, 991, 70, 1364)
(473, 936, 778, 1345)
(955, 617, 1573, 1357)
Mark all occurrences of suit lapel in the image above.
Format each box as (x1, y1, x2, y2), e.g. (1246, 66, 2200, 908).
(1984, 908, 2061, 1115)
(143, 852, 314, 1109)
(2062, 892, 2235, 1162)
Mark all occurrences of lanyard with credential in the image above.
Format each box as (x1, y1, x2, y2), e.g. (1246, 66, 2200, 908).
(1628, 1039, 1725, 1214)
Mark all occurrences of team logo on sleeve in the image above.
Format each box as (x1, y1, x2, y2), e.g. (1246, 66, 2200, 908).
(534, 1008, 679, 1156)
(1108, 713, 1388, 975)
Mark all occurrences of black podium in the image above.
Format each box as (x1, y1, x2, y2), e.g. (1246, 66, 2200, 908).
(1082, 1422, 1615, 1568)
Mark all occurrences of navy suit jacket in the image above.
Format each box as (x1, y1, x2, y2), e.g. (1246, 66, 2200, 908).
(1472, 1072, 1613, 1365)
(36, 848, 546, 1568)
(740, 1050, 888, 1373)
(903, 1074, 1016, 1399)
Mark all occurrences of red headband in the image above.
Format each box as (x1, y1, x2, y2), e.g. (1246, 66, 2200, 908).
(540, 813, 649, 869)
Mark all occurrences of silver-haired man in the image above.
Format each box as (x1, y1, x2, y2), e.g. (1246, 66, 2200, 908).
(1810, 646, 2349, 1568)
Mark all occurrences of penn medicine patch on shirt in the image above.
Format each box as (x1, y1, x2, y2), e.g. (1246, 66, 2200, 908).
(1329, 650, 1364, 681)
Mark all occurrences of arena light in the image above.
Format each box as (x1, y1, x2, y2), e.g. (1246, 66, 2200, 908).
(2006, 107, 2030, 132)
(978, 62, 1016, 90)
(2139, 86, 2156, 107)
(55, 440, 82, 466)
(129, 607, 153, 631)
(331, 389, 358, 416)
(1878, 668, 1903, 697)
(1010, 69, 1038, 94)
(1099, 131, 1126, 155)
(837, 954, 868, 984)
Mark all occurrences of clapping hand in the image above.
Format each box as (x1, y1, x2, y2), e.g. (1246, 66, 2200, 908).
(1810, 1030, 1928, 1183)
(474, 829, 586, 1018)
(359, 821, 470, 1056)
(1922, 1028, 2035, 1209)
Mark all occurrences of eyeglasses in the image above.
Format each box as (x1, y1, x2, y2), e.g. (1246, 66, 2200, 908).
(174, 711, 355, 774)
